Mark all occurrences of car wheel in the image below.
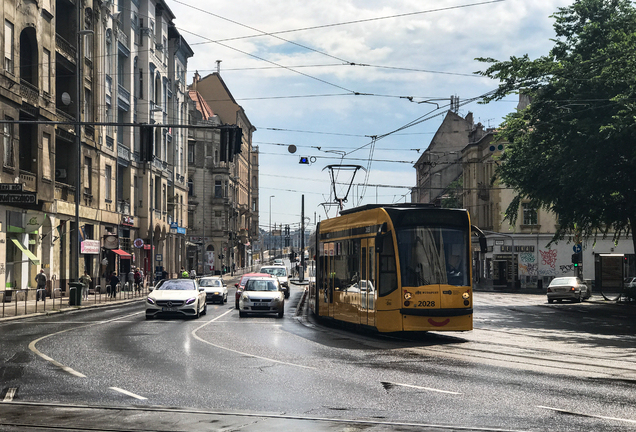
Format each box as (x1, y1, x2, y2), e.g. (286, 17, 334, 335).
(239, 311, 246, 318)
(224, 294, 227, 303)
(203, 303, 207, 315)
(277, 305, 284, 318)
(548, 299, 553, 304)
(285, 291, 290, 299)
(146, 314, 153, 320)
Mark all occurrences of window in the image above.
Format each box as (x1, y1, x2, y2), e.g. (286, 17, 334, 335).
(84, 156, 92, 194)
(105, 30, 112, 76)
(187, 178, 193, 196)
(42, 134, 51, 179)
(84, 89, 93, 122)
(105, 165, 112, 201)
(523, 203, 538, 225)
(4, 20, 13, 73)
(252, 199, 257, 212)
(138, 68, 143, 99)
(118, 53, 126, 87)
(188, 142, 195, 163)
(2, 119, 13, 167)
(42, 49, 50, 94)
(214, 180, 222, 198)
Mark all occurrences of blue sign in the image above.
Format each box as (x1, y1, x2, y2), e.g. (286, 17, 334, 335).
(573, 244, 582, 253)
(177, 227, 186, 235)
(155, 254, 163, 261)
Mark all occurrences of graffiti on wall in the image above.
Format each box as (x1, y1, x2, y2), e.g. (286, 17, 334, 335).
(520, 252, 535, 263)
(539, 249, 558, 269)
(519, 263, 538, 276)
(560, 264, 574, 273)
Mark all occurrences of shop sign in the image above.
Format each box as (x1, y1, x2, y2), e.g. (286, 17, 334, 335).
(26, 211, 47, 231)
(122, 216, 134, 227)
(133, 238, 144, 248)
(177, 227, 186, 235)
(103, 235, 119, 249)
(81, 239, 100, 254)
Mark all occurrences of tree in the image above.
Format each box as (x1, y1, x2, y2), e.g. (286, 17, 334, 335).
(476, 0, 636, 251)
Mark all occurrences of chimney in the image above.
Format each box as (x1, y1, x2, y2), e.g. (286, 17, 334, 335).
(192, 70, 200, 90)
(216, 60, 222, 74)
(465, 112, 473, 126)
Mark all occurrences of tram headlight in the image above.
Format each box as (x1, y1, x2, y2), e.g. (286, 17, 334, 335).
(462, 292, 470, 300)
(404, 291, 412, 300)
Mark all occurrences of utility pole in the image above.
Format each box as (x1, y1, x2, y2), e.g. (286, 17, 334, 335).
(300, 194, 305, 283)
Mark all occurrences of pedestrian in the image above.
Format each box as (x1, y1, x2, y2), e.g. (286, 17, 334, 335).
(109, 272, 120, 298)
(79, 270, 92, 300)
(35, 269, 47, 301)
(134, 268, 143, 292)
(162, 269, 168, 280)
(190, 268, 196, 279)
(127, 268, 135, 291)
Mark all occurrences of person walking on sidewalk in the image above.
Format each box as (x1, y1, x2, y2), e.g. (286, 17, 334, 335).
(79, 271, 92, 300)
(109, 272, 120, 298)
(35, 269, 47, 301)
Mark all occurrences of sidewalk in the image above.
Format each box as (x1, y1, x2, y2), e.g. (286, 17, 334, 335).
(0, 289, 147, 322)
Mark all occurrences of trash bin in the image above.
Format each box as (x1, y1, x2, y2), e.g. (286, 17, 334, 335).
(69, 282, 83, 306)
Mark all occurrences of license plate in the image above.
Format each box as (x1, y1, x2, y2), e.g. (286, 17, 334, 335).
(162, 307, 178, 312)
(253, 303, 267, 307)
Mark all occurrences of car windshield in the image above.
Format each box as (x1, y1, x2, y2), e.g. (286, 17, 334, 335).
(262, 268, 286, 277)
(155, 280, 196, 290)
(199, 279, 222, 287)
(245, 280, 278, 291)
(550, 277, 577, 286)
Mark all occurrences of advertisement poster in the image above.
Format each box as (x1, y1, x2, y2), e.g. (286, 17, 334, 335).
(206, 251, 215, 272)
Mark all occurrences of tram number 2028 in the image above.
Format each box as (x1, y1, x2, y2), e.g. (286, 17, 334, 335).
(417, 300, 435, 308)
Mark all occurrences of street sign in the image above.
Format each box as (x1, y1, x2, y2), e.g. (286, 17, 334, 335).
(0, 183, 23, 192)
(573, 244, 582, 253)
(155, 254, 163, 261)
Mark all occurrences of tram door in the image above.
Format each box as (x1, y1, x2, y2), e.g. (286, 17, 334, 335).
(360, 238, 376, 327)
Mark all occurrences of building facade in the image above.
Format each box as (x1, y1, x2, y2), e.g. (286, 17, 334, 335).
(0, 0, 192, 298)
(187, 71, 258, 275)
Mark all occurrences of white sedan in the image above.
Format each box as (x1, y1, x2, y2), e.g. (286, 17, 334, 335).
(199, 276, 227, 304)
(238, 277, 285, 318)
(146, 279, 206, 319)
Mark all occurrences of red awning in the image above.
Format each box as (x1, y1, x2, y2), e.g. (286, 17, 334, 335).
(112, 249, 132, 259)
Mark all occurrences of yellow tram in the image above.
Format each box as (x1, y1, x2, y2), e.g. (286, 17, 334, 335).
(309, 204, 485, 333)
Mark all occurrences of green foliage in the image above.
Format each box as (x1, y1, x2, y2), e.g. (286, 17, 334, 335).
(441, 174, 464, 209)
(476, 0, 636, 247)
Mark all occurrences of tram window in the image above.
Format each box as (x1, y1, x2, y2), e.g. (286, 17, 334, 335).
(397, 227, 468, 287)
(378, 234, 397, 297)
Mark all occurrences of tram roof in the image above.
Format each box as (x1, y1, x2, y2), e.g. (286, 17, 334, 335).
(339, 203, 440, 216)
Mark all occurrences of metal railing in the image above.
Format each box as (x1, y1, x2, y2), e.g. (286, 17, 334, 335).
(0, 282, 151, 319)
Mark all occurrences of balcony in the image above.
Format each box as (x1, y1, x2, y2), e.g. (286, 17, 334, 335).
(55, 33, 76, 63)
(19, 170, 36, 191)
(117, 145, 131, 161)
(117, 200, 131, 215)
(118, 84, 130, 110)
(55, 182, 75, 203)
(20, 80, 39, 106)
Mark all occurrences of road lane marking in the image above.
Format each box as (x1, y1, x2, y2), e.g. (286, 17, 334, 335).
(28, 311, 143, 377)
(192, 309, 316, 370)
(2, 388, 17, 402)
(537, 406, 636, 424)
(110, 387, 147, 400)
(382, 381, 462, 395)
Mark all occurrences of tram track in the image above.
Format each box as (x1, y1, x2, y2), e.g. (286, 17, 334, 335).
(0, 401, 530, 432)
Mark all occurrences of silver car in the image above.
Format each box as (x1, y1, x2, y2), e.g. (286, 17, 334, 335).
(199, 276, 227, 304)
(146, 279, 207, 319)
(547, 277, 590, 303)
(238, 277, 284, 318)
(259, 265, 290, 298)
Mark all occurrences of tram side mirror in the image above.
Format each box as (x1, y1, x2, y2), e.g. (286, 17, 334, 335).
(479, 236, 487, 253)
(375, 233, 384, 254)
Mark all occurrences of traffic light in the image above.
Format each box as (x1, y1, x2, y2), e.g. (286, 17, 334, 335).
(299, 156, 309, 164)
(140, 125, 154, 162)
(571, 253, 582, 267)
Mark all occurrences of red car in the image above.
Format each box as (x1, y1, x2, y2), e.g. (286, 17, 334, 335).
(234, 273, 273, 309)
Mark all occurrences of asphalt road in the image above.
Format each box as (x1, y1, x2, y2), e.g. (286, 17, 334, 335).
(1, 284, 635, 431)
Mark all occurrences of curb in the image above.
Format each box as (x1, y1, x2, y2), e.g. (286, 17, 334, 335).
(0, 297, 143, 323)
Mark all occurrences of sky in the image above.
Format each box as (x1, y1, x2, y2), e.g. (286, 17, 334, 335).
(165, 0, 573, 233)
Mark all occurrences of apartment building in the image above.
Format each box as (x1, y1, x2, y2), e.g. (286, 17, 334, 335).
(0, 0, 192, 297)
(187, 71, 258, 274)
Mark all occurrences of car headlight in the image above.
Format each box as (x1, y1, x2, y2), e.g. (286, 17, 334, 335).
(185, 297, 196, 305)
(147, 297, 155, 305)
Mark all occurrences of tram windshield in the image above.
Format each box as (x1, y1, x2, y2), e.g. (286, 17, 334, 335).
(396, 227, 468, 287)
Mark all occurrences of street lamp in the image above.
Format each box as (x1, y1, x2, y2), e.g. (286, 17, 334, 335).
(74, 27, 94, 283)
(269, 195, 275, 261)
